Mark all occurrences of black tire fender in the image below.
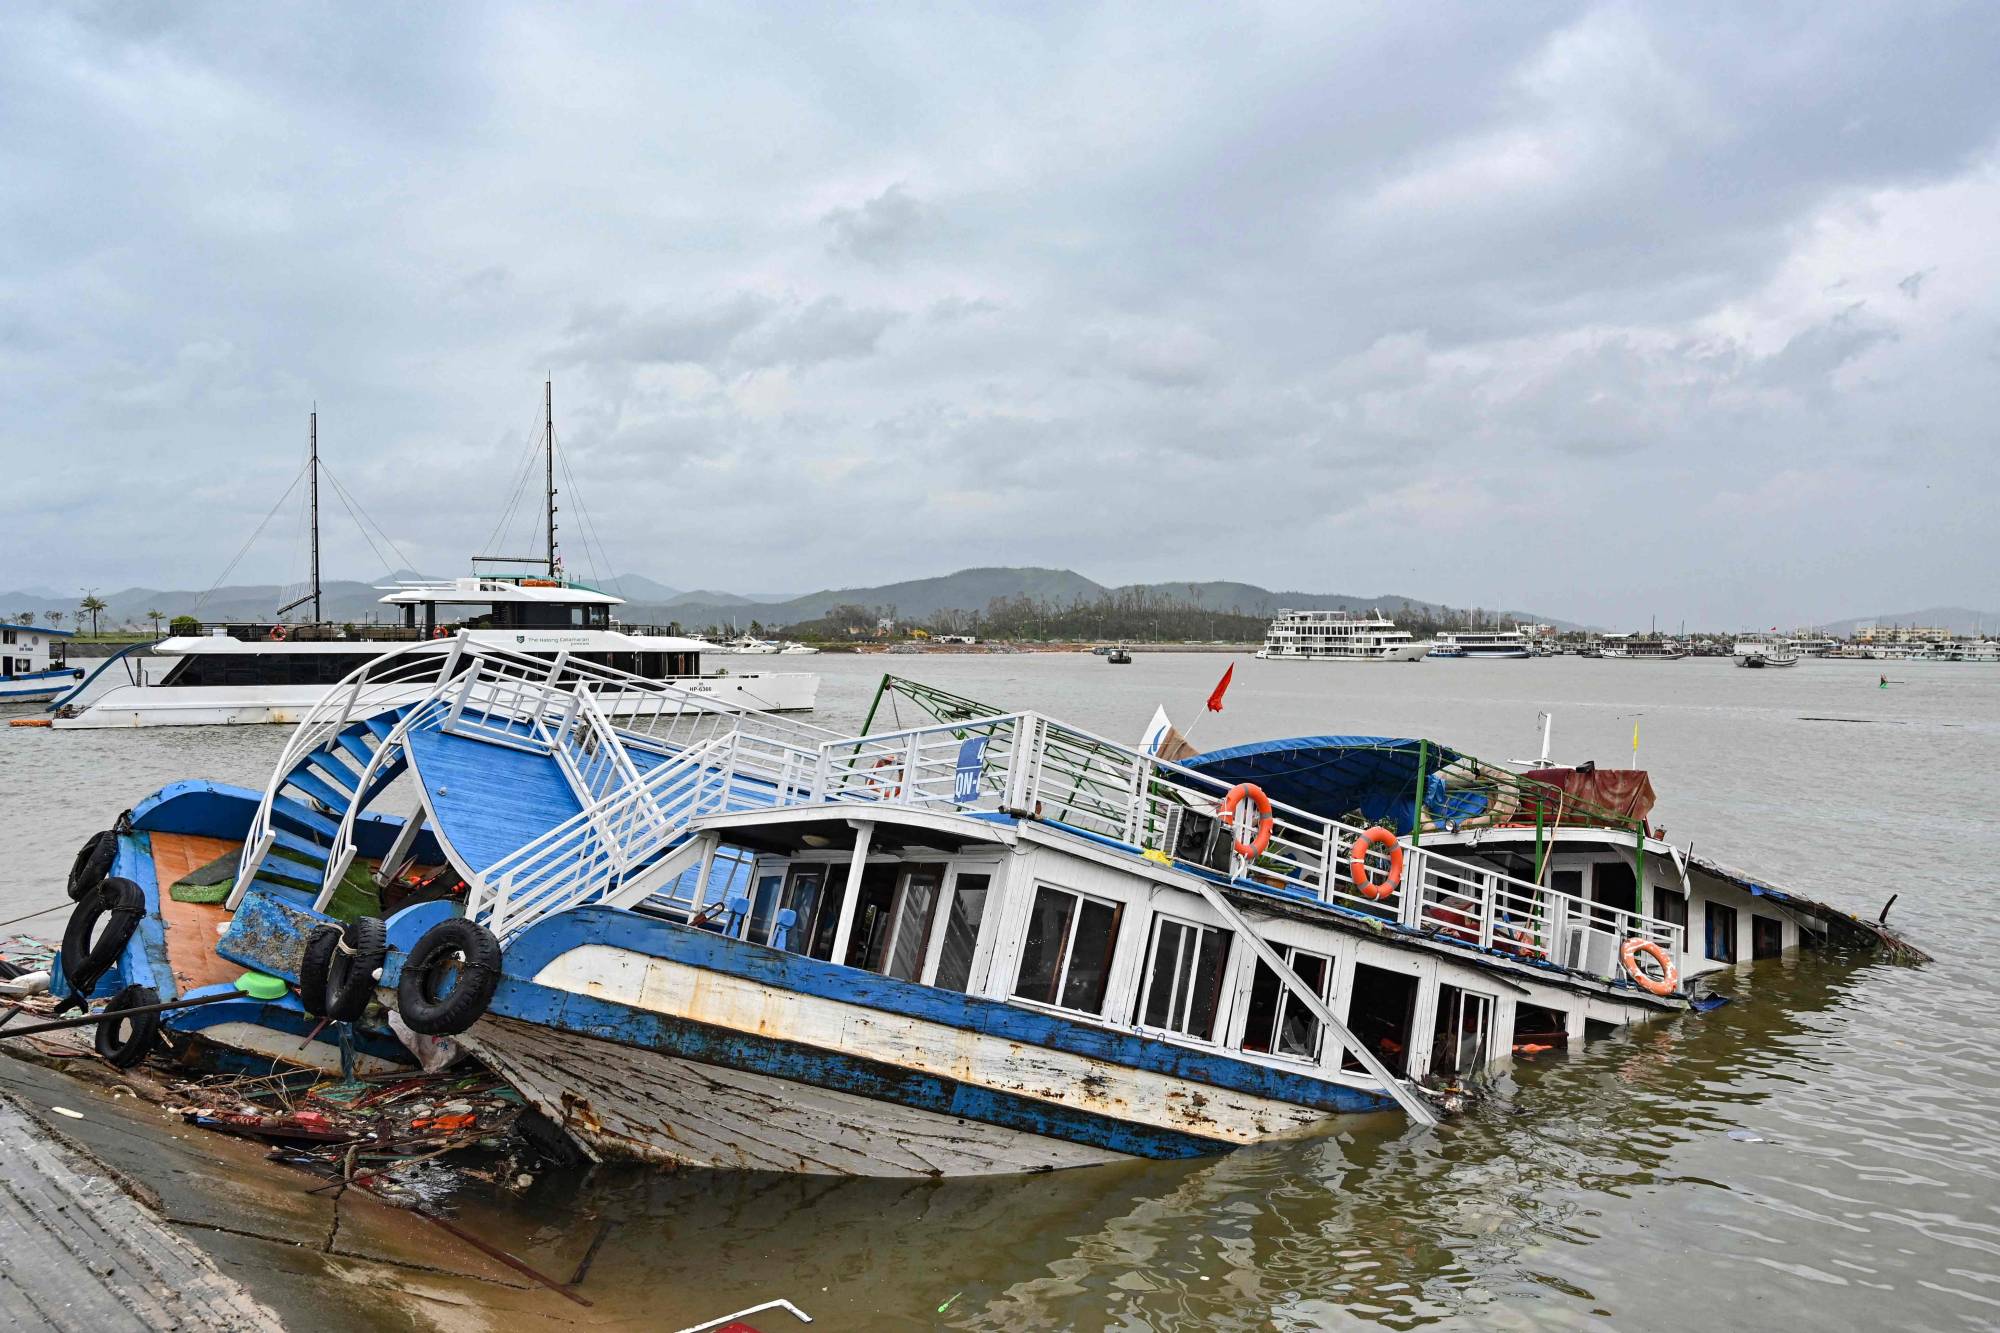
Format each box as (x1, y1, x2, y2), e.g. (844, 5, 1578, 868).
(60, 877, 144, 998)
(321, 916, 387, 1022)
(396, 917, 502, 1036)
(67, 830, 118, 902)
(297, 925, 341, 1018)
(94, 984, 161, 1069)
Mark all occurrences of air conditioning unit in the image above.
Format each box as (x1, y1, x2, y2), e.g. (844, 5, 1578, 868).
(1160, 805, 1233, 874)
(1562, 926, 1620, 980)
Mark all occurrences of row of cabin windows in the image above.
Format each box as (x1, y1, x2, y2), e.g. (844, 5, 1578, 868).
(748, 867, 1482, 1075)
(157, 649, 696, 689)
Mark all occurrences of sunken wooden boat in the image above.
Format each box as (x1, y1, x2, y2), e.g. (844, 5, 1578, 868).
(50, 649, 1925, 1176)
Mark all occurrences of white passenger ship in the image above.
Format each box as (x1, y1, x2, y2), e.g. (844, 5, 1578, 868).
(51, 576, 816, 728)
(0, 622, 83, 703)
(1599, 634, 1688, 661)
(1256, 610, 1432, 662)
(1429, 629, 1532, 659)
(1732, 635, 1799, 668)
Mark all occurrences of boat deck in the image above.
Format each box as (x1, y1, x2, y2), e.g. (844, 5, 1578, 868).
(150, 831, 244, 994)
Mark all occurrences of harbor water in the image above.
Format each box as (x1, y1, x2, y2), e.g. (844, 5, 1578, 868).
(3, 653, 1996, 1330)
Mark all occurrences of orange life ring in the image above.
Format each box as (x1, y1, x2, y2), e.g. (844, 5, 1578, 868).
(867, 755, 903, 799)
(1619, 938, 1679, 996)
(267, 624, 287, 641)
(1218, 783, 1274, 859)
(1349, 826, 1403, 900)
(431, 627, 448, 639)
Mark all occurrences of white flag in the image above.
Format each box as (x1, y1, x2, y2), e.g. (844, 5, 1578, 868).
(1140, 705, 1173, 756)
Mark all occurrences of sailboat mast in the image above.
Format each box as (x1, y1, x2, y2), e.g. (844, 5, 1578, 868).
(309, 408, 321, 623)
(544, 377, 558, 578)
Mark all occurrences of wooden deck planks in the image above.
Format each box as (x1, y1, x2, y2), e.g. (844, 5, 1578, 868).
(150, 832, 245, 995)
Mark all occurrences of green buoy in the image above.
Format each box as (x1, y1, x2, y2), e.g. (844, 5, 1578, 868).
(234, 971, 289, 1001)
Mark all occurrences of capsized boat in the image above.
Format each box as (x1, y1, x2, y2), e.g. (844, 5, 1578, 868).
(67, 651, 1929, 1178)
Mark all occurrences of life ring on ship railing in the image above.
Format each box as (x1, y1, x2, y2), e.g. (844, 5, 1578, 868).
(268, 624, 287, 641)
(1349, 826, 1404, 901)
(867, 755, 903, 800)
(1619, 938, 1679, 996)
(396, 917, 502, 1036)
(1218, 783, 1274, 860)
(431, 627, 448, 639)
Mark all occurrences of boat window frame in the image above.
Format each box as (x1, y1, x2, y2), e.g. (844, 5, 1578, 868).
(1236, 941, 1336, 1065)
(1132, 910, 1234, 1043)
(920, 862, 1002, 993)
(1009, 881, 1125, 1018)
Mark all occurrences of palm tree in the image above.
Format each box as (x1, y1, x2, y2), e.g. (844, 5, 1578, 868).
(146, 608, 165, 637)
(79, 594, 107, 637)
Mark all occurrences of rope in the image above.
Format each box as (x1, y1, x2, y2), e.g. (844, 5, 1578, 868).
(193, 463, 307, 613)
(320, 462, 417, 578)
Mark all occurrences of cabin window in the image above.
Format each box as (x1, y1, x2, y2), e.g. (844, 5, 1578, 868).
(777, 866, 828, 957)
(747, 871, 785, 946)
(1342, 963, 1419, 1077)
(1512, 1002, 1568, 1053)
(1653, 887, 1688, 936)
(1431, 985, 1495, 1077)
(1, 629, 14, 644)
(1012, 885, 1122, 1015)
(932, 873, 991, 993)
(1135, 915, 1232, 1041)
(1592, 862, 1637, 927)
(1239, 945, 1332, 1061)
(1704, 901, 1738, 963)
(846, 864, 944, 980)
(1751, 914, 1783, 960)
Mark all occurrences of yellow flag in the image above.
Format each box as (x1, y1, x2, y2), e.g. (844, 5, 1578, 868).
(1631, 722, 1640, 753)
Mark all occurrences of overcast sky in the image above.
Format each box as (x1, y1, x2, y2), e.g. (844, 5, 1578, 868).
(3, 2, 1996, 628)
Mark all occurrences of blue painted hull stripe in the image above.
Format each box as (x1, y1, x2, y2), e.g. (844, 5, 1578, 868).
(492, 983, 1230, 1162)
(506, 908, 1387, 1115)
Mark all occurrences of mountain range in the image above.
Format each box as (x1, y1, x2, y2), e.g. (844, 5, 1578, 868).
(4, 567, 1989, 636)
(0, 566, 1570, 633)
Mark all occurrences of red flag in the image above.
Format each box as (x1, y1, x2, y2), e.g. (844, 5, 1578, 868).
(1206, 663, 1234, 712)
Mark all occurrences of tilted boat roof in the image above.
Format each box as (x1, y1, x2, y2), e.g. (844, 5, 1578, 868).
(1180, 736, 1480, 833)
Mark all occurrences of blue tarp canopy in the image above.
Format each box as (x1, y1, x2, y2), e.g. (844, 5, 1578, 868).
(1178, 735, 1486, 833)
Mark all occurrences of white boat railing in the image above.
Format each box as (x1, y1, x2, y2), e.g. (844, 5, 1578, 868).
(805, 711, 1687, 971)
(471, 733, 738, 941)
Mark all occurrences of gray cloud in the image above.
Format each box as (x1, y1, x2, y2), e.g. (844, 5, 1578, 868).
(1, 1, 1997, 629)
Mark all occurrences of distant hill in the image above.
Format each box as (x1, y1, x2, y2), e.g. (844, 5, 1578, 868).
(0, 566, 1576, 634)
(1818, 606, 2000, 636)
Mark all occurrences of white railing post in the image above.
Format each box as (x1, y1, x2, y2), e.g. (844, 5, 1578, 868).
(1005, 715, 1036, 814)
(1398, 849, 1426, 928)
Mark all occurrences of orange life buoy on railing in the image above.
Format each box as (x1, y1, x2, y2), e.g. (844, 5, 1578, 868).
(1218, 783, 1274, 860)
(1349, 826, 1403, 900)
(431, 627, 448, 639)
(268, 624, 287, 641)
(1619, 938, 1679, 995)
(867, 755, 903, 800)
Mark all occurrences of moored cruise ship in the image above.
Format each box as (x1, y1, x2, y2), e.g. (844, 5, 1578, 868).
(1429, 629, 1532, 659)
(1256, 610, 1432, 662)
(52, 575, 817, 727)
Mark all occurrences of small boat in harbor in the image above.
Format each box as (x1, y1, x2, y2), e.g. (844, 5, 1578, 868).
(1733, 635, 1799, 668)
(1107, 644, 1133, 664)
(0, 621, 83, 704)
(1254, 609, 1432, 662)
(49, 655, 1926, 1177)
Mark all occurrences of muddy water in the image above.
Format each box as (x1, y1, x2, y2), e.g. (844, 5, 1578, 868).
(3, 654, 1997, 1330)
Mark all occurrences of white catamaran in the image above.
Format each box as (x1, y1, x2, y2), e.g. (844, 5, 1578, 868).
(1255, 610, 1432, 662)
(50, 389, 817, 728)
(1429, 629, 1533, 659)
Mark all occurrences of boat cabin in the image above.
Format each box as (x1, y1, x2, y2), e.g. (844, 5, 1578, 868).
(0, 621, 81, 703)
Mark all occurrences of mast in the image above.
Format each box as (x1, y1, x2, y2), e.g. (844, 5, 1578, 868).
(309, 408, 321, 623)
(545, 377, 558, 578)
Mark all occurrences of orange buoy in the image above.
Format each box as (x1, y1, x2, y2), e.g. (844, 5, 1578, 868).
(1619, 937, 1679, 996)
(1218, 783, 1275, 860)
(8, 717, 52, 727)
(1349, 826, 1403, 900)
